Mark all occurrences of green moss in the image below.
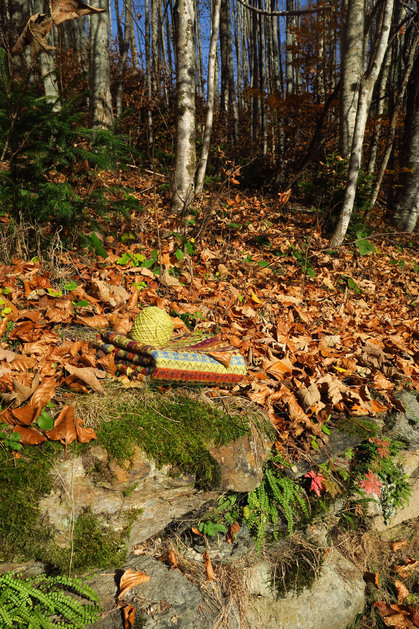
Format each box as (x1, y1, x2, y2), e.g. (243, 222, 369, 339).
(96, 390, 249, 489)
(273, 541, 324, 597)
(336, 416, 378, 439)
(0, 441, 59, 563)
(48, 508, 141, 574)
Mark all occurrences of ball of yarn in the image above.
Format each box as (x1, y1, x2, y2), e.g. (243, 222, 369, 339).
(130, 306, 174, 346)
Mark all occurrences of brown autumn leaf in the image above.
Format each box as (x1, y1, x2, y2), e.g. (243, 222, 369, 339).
(64, 364, 105, 393)
(0, 349, 16, 362)
(296, 384, 321, 411)
(282, 391, 312, 425)
(266, 359, 293, 380)
(10, 404, 40, 426)
(91, 279, 130, 308)
(13, 425, 47, 445)
(31, 377, 56, 411)
(12, 13, 54, 58)
(45, 405, 77, 455)
(370, 399, 388, 413)
(158, 549, 178, 570)
(226, 521, 240, 544)
(391, 541, 408, 552)
(10, 355, 37, 371)
(203, 549, 217, 582)
(395, 580, 410, 603)
(74, 416, 97, 443)
(118, 569, 150, 601)
(395, 559, 419, 580)
(107, 312, 132, 335)
(121, 604, 136, 629)
(1, 377, 37, 408)
(74, 314, 109, 330)
(191, 527, 204, 537)
(51, 0, 105, 24)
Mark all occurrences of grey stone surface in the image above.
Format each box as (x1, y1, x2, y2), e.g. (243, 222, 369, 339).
(385, 391, 419, 449)
(245, 550, 365, 629)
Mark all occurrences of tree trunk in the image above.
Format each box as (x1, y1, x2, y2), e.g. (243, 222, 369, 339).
(195, 0, 221, 194)
(393, 54, 419, 233)
(339, 0, 364, 157)
(115, 0, 133, 119)
(330, 0, 394, 247)
(171, 0, 196, 213)
(89, 0, 113, 129)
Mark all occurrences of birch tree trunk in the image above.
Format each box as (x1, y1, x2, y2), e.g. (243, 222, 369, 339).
(339, 0, 364, 158)
(171, 0, 196, 213)
(330, 0, 394, 247)
(195, 0, 221, 194)
(89, 0, 113, 129)
(115, 0, 133, 118)
(393, 54, 419, 233)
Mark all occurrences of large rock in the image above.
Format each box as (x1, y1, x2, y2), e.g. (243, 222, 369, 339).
(385, 391, 419, 449)
(245, 550, 365, 629)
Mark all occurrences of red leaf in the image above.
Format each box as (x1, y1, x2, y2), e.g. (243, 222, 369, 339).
(358, 470, 383, 498)
(305, 470, 326, 497)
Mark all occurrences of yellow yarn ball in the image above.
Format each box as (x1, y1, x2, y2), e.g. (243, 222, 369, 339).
(130, 307, 174, 346)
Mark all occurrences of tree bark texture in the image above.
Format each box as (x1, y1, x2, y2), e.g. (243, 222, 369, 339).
(331, 0, 395, 247)
(89, 0, 113, 129)
(171, 0, 196, 213)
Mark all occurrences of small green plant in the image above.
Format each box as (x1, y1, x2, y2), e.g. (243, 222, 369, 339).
(0, 571, 100, 627)
(243, 455, 309, 549)
(0, 428, 22, 453)
(198, 494, 240, 537)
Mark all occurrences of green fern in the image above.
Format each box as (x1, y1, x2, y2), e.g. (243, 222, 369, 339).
(244, 457, 309, 549)
(0, 571, 100, 628)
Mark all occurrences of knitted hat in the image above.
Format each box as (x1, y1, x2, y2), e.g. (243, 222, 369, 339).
(130, 306, 174, 346)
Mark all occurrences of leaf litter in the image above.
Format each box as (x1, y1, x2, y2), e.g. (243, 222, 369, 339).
(0, 180, 417, 458)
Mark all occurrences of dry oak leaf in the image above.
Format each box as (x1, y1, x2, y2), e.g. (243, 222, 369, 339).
(395, 559, 419, 580)
(91, 279, 130, 308)
(107, 312, 132, 335)
(316, 373, 347, 406)
(12, 13, 54, 58)
(118, 569, 150, 601)
(203, 549, 217, 582)
(45, 405, 77, 455)
(282, 391, 312, 425)
(64, 364, 105, 393)
(296, 384, 321, 412)
(51, 0, 105, 24)
(0, 349, 16, 362)
(13, 425, 46, 445)
(74, 416, 97, 443)
(391, 541, 408, 552)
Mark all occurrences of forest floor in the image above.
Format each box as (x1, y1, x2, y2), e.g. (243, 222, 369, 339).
(0, 170, 418, 452)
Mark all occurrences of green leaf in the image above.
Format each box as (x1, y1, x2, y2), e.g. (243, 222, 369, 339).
(322, 424, 331, 435)
(307, 267, 316, 278)
(63, 281, 78, 292)
(37, 411, 54, 431)
(72, 300, 89, 308)
(175, 249, 184, 261)
(228, 222, 242, 229)
(117, 253, 131, 265)
(347, 277, 361, 294)
(258, 260, 269, 268)
(355, 236, 375, 256)
(185, 241, 195, 256)
(90, 233, 108, 259)
(8, 432, 22, 442)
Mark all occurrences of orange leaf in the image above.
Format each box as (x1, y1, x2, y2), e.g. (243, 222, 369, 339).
(158, 549, 178, 569)
(391, 541, 408, 552)
(74, 416, 97, 443)
(10, 404, 40, 426)
(226, 521, 240, 544)
(191, 527, 204, 537)
(64, 364, 104, 393)
(121, 604, 136, 629)
(370, 399, 388, 413)
(203, 549, 217, 581)
(45, 405, 77, 456)
(118, 569, 150, 600)
(395, 580, 410, 603)
(13, 425, 46, 445)
(74, 314, 109, 330)
(31, 377, 56, 412)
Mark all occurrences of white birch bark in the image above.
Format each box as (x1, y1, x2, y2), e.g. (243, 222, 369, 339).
(171, 0, 196, 213)
(195, 0, 221, 194)
(330, 0, 395, 247)
(339, 0, 364, 157)
(89, 0, 113, 129)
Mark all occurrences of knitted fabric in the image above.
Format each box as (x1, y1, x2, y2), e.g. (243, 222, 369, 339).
(95, 330, 247, 386)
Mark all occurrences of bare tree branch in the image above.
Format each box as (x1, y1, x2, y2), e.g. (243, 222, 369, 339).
(235, 0, 333, 18)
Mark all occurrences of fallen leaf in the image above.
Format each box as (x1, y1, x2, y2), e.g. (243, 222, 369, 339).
(391, 541, 408, 552)
(191, 527, 204, 537)
(395, 558, 419, 580)
(121, 603, 136, 629)
(395, 580, 410, 603)
(203, 549, 217, 581)
(45, 405, 77, 456)
(158, 549, 178, 569)
(51, 0, 105, 24)
(74, 416, 97, 443)
(31, 377, 56, 411)
(74, 314, 109, 330)
(226, 521, 240, 544)
(13, 425, 46, 445)
(118, 569, 150, 600)
(64, 364, 104, 393)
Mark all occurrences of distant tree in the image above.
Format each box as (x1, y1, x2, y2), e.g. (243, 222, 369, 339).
(393, 53, 419, 233)
(89, 0, 113, 129)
